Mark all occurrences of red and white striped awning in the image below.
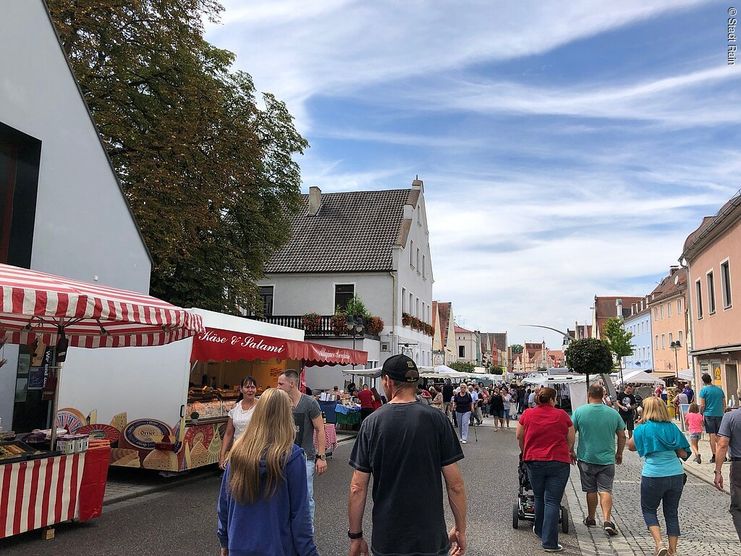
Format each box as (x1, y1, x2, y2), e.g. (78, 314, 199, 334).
(0, 263, 203, 348)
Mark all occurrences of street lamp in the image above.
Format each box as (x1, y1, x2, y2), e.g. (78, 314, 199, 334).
(346, 315, 365, 370)
(670, 340, 682, 381)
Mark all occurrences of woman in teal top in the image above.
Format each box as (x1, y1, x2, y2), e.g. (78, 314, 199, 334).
(628, 396, 690, 556)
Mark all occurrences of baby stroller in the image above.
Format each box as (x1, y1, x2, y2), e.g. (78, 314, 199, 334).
(512, 458, 569, 533)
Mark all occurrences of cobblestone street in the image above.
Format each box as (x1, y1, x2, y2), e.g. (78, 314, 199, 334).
(565, 447, 738, 555)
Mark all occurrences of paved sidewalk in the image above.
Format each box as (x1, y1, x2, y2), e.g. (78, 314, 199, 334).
(682, 436, 732, 494)
(565, 449, 738, 555)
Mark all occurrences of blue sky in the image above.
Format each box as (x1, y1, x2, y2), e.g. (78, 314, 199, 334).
(206, 0, 741, 347)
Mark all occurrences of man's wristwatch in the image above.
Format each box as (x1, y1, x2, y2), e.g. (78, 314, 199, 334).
(315, 453, 326, 461)
(348, 530, 363, 540)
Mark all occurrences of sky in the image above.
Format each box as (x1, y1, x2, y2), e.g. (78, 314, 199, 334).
(205, 0, 741, 348)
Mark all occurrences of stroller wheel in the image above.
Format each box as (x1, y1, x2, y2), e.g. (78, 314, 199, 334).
(560, 506, 569, 534)
(512, 502, 519, 529)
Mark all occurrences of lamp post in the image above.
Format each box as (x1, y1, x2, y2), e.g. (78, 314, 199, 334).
(346, 315, 365, 371)
(670, 340, 682, 382)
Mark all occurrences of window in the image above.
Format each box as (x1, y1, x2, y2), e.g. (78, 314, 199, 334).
(678, 330, 683, 344)
(0, 124, 42, 267)
(459, 345, 465, 358)
(415, 297, 419, 318)
(334, 284, 354, 311)
(722, 260, 732, 308)
(669, 332, 673, 345)
(410, 241, 414, 268)
(696, 279, 703, 319)
(677, 298, 682, 314)
(409, 292, 413, 315)
(257, 286, 274, 317)
(422, 255, 426, 279)
(416, 248, 420, 272)
(667, 302, 672, 318)
(707, 271, 716, 314)
(660, 305, 664, 319)
(661, 334, 665, 349)
(401, 287, 406, 312)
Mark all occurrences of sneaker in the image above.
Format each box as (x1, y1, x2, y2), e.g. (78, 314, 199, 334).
(695, 454, 702, 464)
(583, 517, 596, 527)
(543, 545, 564, 553)
(603, 521, 618, 536)
(461, 439, 467, 444)
(655, 547, 668, 556)
(710, 455, 716, 463)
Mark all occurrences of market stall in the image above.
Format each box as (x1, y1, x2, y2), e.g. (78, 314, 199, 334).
(523, 374, 588, 412)
(52, 309, 367, 473)
(0, 262, 202, 538)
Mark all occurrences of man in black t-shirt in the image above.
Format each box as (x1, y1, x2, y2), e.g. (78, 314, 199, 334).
(616, 385, 637, 438)
(442, 378, 455, 418)
(348, 355, 467, 556)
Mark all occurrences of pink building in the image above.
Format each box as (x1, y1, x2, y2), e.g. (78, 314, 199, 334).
(681, 194, 741, 405)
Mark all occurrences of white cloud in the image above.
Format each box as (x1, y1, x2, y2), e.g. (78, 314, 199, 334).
(208, 0, 708, 130)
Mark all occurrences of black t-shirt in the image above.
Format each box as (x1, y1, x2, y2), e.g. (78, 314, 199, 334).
(349, 401, 464, 556)
(442, 383, 454, 402)
(453, 392, 473, 412)
(490, 394, 504, 411)
(618, 393, 636, 418)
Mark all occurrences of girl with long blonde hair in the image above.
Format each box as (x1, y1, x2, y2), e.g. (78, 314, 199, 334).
(628, 396, 690, 556)
(217, 388, 318, 556)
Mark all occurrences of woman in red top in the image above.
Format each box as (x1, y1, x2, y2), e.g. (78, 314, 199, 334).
(357, 384, 375, 421)
(516, 387, 575, 553)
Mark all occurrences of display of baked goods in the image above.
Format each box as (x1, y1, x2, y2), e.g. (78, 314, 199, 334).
(187, 400, 224, 420)
(0, 440, 40, 462)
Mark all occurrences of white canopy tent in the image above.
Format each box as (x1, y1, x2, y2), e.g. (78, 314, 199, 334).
(619, 369, 665, 386)
(341, 367, 383, 378)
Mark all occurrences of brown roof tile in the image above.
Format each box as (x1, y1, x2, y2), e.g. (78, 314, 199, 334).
(265, 189, 412, 273)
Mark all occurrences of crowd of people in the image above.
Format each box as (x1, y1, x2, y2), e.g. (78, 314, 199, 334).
(212, 361, 741, 556)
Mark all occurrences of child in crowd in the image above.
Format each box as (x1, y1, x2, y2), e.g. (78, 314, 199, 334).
(683, 402, 704, 463)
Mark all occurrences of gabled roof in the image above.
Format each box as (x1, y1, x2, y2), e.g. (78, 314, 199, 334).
(649, 267, 687, 304)
(480, 332, 507, 352)
(436, 301, 453, 346)
(454, 325, 473, 334)
(265, 188, 416, 273)
(682, 193, 741, 262)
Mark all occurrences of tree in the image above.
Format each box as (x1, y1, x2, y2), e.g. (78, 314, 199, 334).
(510, 344, 524, 354)
(449, 361, 476, 373)
(602, 317, 634, 385)
(47, 1, 307, 311)
(564, 338, 613, 391)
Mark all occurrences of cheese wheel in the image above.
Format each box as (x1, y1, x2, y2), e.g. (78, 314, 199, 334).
(142, 449, 178, 472)
(110, 412, 128, 432)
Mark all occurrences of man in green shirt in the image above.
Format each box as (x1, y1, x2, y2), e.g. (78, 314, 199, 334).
(572, 384, 626, 536)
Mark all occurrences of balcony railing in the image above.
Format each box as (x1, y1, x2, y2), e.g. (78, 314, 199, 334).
(252, 315, 379, 339)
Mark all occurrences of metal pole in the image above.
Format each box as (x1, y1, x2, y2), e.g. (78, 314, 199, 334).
(49, 361, 63, 451)
(674, 348, 679, 381)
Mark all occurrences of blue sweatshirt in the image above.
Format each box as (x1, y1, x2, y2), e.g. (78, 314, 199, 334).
(217, 444, 318, 556)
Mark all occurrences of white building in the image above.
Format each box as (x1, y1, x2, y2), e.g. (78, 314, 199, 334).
(257, 179, 434, 390)
(0, 1, 151, 430)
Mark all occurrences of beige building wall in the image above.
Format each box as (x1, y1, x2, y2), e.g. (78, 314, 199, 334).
(688, 217, 741, 400)
(649, 294, 688, 377)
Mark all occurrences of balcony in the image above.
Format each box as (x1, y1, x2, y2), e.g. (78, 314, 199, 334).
(252, 315, 380, 339)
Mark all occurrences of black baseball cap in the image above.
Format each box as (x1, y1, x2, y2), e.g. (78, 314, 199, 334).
(381, 354, 419, 383)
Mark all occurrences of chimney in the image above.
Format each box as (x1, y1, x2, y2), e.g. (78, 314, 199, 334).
(307, 186, 321, 216)
(411, 175, 424, 191)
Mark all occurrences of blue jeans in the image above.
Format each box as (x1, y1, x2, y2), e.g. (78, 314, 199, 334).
(640, 474, 684, 537)
(456, 411, 470, 441)
(526, 461, 570, 549)
(305, 457, 316, 530)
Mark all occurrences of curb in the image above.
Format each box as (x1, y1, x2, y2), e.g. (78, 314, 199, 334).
(683, 462, 731, 494)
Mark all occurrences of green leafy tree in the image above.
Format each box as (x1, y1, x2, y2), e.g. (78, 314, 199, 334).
(47, 1, 307, 311)
(449, 361, 476, 373)
(602, 317, 634, 384)
(510, 344, 524, 354)
(564, 338, 613, 390)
